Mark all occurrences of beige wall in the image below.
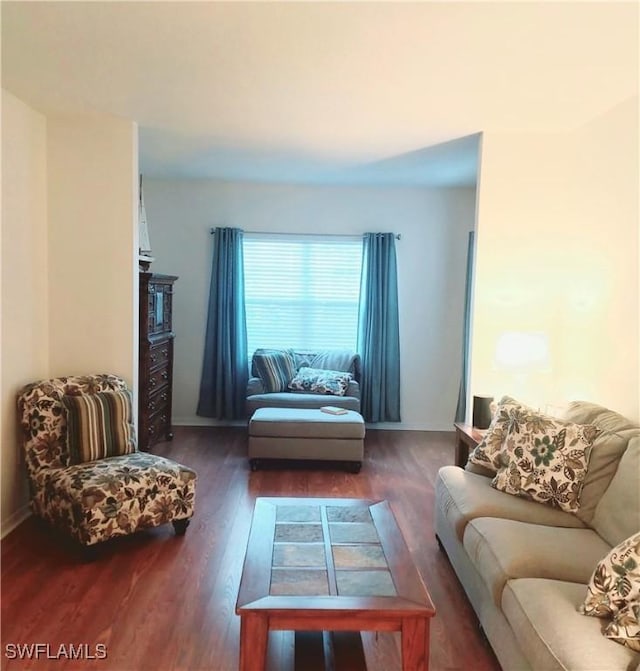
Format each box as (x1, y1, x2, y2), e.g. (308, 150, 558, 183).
(146, 179, 477, 430)
(47, 115, 139, 384)
(472, 97, 639, 421)
(1, 98, 140, 536)
(1, 90, 49, 534)
(567, 98, 638, 418)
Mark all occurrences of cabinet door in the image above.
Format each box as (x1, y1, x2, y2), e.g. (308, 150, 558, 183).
(148, 282, 173, 335)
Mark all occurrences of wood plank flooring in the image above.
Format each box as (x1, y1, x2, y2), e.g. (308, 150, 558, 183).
(1, 427, 500, 671)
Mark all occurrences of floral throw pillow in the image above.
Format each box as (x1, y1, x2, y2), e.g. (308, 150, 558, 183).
(288, 367, 352, 396)
(604, 601, 640, 652)
(581, 532, 640, 618)
(467, 396, 525, 472)
(491, 414, 600, 513)
(580, 532, 640, 652)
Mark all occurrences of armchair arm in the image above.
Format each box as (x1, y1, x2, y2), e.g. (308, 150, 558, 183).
(247, 377, 265, 396)
(346, 380, 360, 399)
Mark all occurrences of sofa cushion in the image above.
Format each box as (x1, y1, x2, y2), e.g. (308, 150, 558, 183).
(502, 578, 639, 671)
(562, 401, 639, 436)
(288, 367, 352, 396)
(563, 401, 638, 525)
(463, 517, 611, 607)
(252, 349, 296, 392)
(309, 349, 360, 377)
(61, 390, 136, 464)
(592, 436, 640, 546)
(32, 451, 197, 546)
(247, 378, 360, 400)
(464, 460, 495, 477)
(491, 418, 599, 514)
(435, 466, 585, 543)
(247, 392, 361, 415)
(249, 407, 365, 439)
(290, 349, 317, 370)
(574, 429, 630, 525)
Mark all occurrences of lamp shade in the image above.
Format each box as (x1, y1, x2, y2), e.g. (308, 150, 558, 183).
(494, 331, 550, 371)
(473, 395, 493, 429)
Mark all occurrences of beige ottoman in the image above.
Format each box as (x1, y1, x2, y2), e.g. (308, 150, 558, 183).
(248, 408, 365, 472)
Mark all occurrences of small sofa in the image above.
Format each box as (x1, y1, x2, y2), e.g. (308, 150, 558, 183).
(246, 348, 361, 416)
(435, 401, 640, 671)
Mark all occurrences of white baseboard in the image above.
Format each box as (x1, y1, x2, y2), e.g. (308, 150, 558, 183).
(173, 416, 247, 427)
(172, 417, 454, 432)
(368, 422, 454, 432)
(1, 504, 31, 539)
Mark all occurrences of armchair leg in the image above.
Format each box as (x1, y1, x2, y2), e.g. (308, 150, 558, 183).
(172, 519, 190, 536)
(81, 543, 100, 563)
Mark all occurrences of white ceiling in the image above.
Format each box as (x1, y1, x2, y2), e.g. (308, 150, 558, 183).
(2, 1, 637, 186)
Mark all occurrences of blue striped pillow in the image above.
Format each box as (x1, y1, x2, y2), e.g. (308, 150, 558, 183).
(253, 350, 296, 393)
(62, 390, 136, 464)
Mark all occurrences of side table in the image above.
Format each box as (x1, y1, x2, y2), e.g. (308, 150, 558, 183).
(453, 423, 486, 467)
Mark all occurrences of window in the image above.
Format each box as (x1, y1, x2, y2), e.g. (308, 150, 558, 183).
(243, 234, 363, 358)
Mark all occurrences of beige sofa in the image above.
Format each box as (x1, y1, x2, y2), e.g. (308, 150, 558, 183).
(435, 401, 640, 670)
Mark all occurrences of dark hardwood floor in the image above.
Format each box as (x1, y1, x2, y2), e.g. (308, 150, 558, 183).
(1, 427, 500, 671)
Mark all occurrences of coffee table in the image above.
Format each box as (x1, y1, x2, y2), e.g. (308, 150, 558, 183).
(235, 497, 435, 671)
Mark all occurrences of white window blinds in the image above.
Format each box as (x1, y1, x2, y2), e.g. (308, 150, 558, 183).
(243, 234, 363, 358)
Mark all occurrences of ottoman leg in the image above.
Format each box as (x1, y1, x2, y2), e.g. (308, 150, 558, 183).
(347, 461, 362, 474)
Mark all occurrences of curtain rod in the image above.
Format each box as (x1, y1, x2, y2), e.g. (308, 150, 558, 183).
(209, 228, 401, 240)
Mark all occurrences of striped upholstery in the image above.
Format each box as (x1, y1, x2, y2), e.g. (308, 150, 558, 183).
(62, 390, 136, 464)
(252, 349, 296, 392)
(18, 375, 197, 548)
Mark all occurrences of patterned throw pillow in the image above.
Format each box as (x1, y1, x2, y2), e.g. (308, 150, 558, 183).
(604, 601, 640, 652)
(580, 532, 640, 652)
(491, 413, 600, 513)
(252, 349, 296, 392)
(467, 396, 523, 472)
(581, 532, 640, 618)
(62, 390, 136, 464)
(288, 367, 353, 396)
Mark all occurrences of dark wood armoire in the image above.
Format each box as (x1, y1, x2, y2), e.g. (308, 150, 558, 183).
(139, 272, 178, 451)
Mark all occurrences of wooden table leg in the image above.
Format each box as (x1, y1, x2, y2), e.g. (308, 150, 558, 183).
(455, 432, 470, 468)
(239, 613, 269, 671)
(401, 617, 430, 671)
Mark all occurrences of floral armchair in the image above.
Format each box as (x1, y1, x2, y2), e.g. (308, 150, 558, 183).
(17, 374, 197, 550)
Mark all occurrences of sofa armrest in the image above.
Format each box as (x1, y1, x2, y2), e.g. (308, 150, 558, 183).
(346, 380, 360, 399)
(247, 377, 265, 396)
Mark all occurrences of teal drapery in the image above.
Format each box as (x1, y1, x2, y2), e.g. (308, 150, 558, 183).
(455, 231, 475, 423)
(357, 233, 401, 423)
(197, 227, 248, 420)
